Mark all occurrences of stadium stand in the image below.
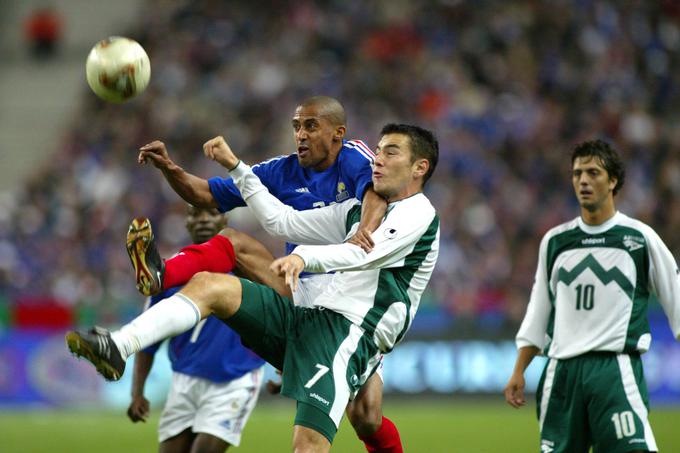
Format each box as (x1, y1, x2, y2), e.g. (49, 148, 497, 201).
(1, 0, 680, 339)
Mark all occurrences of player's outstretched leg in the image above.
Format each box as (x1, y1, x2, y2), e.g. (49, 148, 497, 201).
(66, 273, 241, 382)
(65, 326, 126, 381)
(126, 217, 164, 296)
(126, 218, 237, 297)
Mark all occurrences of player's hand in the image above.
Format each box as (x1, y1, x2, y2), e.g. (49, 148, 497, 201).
(503, 372, 526, 409)
(203, 136, 240, 170)
(266, 369, 283, 395)
(127, 395, 150, 423)
(347, 227, 375, 252)
(270, 254, 305, 292)
(138, 140, 174, 170)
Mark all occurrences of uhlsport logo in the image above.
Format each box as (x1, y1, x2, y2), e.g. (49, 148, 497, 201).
(581, 237, 605, 245)
(309, 392, 330, 406)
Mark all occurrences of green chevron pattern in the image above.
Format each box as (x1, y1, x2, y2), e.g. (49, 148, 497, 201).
(556, 254, 635, 300)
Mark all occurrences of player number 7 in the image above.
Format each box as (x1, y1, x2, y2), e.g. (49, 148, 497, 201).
(304, 364, 330, 388)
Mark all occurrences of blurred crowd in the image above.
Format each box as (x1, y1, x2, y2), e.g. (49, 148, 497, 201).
(2, 0, 680, 336)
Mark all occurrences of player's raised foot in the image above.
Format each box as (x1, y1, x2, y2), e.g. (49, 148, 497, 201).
(126, 217, 164, 296)
(65, 327, 126, 381)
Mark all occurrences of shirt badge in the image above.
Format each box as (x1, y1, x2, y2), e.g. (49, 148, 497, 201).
(384, 228, 397, 239)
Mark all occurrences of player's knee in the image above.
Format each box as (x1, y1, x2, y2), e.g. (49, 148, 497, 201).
(292, 426, 330, 453)
(186, 271, 223, 301)
(188, 270, 217, 288)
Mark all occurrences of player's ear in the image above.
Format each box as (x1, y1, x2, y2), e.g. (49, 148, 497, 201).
(608, 176, 617, 192)
(333, 125, 346, 141)
(413, 158, 429, 179)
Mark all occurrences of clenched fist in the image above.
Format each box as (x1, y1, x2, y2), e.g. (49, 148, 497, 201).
(203, 136, 240, 170)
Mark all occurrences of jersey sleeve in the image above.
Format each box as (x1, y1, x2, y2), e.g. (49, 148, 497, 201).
(294, 197, 438, 273)
(229, 162, 354, 244)
(344, 140, 375, 201)
(516, 233, 553, 352)
(207, 176, 246, 213)
(643, 227, 680, 340)
(207, 162, 275, 213)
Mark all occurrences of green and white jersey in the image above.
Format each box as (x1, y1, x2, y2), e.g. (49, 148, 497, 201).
(230, 163, 440, 353)
(517, 211, 680, 359)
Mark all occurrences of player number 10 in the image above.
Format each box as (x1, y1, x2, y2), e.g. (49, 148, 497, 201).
(611, 411, 636, 439)
(575, 284, 595, 310)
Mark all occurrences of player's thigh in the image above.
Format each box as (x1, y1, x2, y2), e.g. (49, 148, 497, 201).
(345, 371, 384, 434)
(588, 353, 657, 453)
(537, 358, 590, 453)
(220, 228, 290, 298)
(283, 309, 382, 444)
(223, 278, 295, 370)
(191, 433, 229, 453)
(160, 429, 195, 453)
(193, 367, 265, 448)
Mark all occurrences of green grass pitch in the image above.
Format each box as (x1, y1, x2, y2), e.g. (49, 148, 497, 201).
(2, 400, 679, 452)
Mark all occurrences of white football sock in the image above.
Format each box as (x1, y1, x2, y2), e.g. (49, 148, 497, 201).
(111, 293, 201, 360)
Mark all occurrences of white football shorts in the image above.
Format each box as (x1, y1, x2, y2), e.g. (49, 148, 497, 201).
(158, 366, 264, 446)
(293, 274, 334, 308)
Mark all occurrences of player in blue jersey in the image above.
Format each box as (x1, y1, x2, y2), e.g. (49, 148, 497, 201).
(128, 96, 403, 452)
(126, 205, 265, 453)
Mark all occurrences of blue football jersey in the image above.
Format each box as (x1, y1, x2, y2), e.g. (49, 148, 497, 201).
(208, 139, 375, 255)
(143, 286, 265, 382)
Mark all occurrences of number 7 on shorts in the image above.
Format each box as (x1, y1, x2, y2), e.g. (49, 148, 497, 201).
(304, 364, 330, 388)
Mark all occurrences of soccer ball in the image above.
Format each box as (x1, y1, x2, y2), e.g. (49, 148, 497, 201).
(85, 36, 150, 103)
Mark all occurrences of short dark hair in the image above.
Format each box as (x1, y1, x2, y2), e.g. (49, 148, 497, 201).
(571, 139, 625, 195)
(380, 123, 439, 185)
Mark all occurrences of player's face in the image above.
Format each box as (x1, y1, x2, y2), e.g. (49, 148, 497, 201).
(373, 133, 422, 202)
(292, 105, 342, 171)
(186, 206, 226, 244)
(572, 156, 617, 212)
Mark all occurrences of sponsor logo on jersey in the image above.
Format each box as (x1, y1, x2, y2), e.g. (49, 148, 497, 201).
(309, 392, 330, 406)
(220, 419, 232, 429)
(384, 228, 397, 239)
(296, 187, 310, 193)
(628, 438, 647, 444)
(581, 237, 605, 245)
(622, 235, 645, 251)
(336, 181, 349, 202)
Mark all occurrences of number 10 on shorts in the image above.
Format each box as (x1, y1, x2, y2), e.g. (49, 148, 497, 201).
(304, 364, 330, 388)
(611, 411, 636, 439)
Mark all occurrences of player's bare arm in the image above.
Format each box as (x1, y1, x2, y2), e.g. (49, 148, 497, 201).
(348, 188, 387, 252)
(504, 345, 540, 409)
(139, 140, 217, 208)
(127, 351, 153, 423)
